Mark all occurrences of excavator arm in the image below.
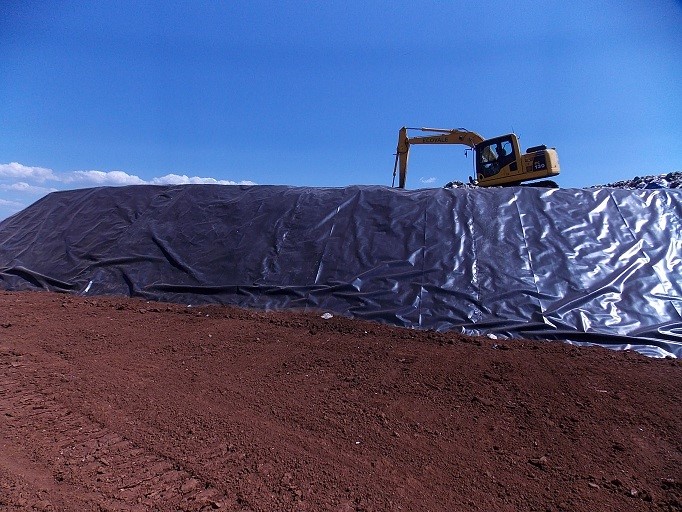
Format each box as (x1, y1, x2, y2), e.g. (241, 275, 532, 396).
(393, 127, 485, 188)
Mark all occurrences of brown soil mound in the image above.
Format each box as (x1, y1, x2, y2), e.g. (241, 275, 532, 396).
(0, 291, 680, 511)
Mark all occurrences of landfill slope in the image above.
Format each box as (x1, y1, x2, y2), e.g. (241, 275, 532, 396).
(0, 183, 680, 356)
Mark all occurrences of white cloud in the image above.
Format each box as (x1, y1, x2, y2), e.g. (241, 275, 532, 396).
(419, 177, 437, 184)
(0, 182, 58, 194)
(62, 170, 256, 187)
(0, 162, 57, 182)
(0, 162, 256, 221)
(150, 173, 256, 186)
(0, 198, 24, 208)
(1, 162, 255, 188)
(65, 170, 147, 186)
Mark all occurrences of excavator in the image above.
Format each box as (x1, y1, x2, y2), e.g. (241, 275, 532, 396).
(392, 126, 560, 188)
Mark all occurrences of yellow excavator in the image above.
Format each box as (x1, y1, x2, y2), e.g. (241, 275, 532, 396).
(392, 126, 560, 188)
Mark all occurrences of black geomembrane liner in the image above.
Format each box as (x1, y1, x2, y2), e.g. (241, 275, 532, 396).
(0, 184, 680, 357)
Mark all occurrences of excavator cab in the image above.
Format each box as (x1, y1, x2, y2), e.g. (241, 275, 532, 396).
(476, 135, 518, 179)
(474, 133, 559, 187)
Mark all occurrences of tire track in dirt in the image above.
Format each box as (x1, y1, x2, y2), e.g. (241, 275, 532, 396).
(0, 350, 230, 511)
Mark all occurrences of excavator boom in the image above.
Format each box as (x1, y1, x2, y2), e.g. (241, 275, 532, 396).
(393, 127, 484, 188)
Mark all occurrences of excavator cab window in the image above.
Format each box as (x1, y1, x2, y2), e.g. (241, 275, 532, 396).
(476, 136, 515, 178)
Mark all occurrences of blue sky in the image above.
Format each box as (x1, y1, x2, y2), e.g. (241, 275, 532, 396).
(1, 0, 680, 219)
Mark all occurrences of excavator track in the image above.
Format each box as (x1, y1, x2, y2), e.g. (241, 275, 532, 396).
(0, 342, 229, 511)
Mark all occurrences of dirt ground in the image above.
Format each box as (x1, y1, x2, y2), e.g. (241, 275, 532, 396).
(0, 291, 680, 512)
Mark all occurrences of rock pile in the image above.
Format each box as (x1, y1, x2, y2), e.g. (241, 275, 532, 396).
(442, 171, 682, 189)
(591, 171, 682, 189)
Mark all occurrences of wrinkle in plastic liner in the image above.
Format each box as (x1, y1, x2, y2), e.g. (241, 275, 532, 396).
(0, 184, 680, 358)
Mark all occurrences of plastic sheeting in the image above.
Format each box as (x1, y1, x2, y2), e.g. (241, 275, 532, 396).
(0, 184, 680, 357)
